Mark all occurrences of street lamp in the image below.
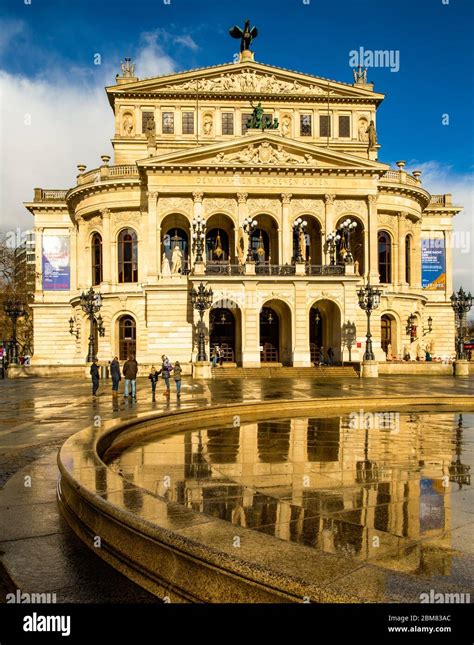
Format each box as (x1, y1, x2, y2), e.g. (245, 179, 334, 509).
(449, 414, 471, 489)
(191, 215, 206, 263)
(68, 316, 80, 338)
(326, 231, 341, 265)
(292, 217, 308, 262)
(242, 217, 257, 261)
(450, 287, 473, 360)
(406, 313, 432, 342)
(190, 282, 213, 361)
(357, 282, 382, 361)
(3, 299, 25, 364)
(78, 287, 105, 363)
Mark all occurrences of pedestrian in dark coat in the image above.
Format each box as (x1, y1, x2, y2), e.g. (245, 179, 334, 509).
(172, 361, 182, 398)
(90, 358, 100, 397)
(148, 366, 160, 399)
(160, 355, 172, 397)
(123, 355, 138, 399)
(110, 357, 121, 396)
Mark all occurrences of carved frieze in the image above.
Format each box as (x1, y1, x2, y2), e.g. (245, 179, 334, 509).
(378, 213, 396, 228)
(213, 142, 315, 165)
(158, 197, 193, 214)
(334, 199, 366, 217)
(86, 215, 102, 231)
(248, 198, 279, 216)
(161, 70, 328, 95)
(291, 199, 324, 217)
(203, 197, 237, 216)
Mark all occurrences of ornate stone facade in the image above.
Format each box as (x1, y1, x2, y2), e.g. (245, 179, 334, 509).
(25, 54, 461, 371)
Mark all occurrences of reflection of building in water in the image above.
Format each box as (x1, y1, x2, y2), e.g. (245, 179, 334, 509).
(107, 413, 468, 574)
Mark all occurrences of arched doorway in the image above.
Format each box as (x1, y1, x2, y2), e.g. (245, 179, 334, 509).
(381, 313, 397, 359)
(250, 214, 279, 264)
(205, 213, 235, 263)
(259, 300, 292, 365)
(161, 213, 190, 273)
(335, 216, 364, 274)
(309, 300, 342, 365)
(210, 307, 236, 364)
(292, 215, 323, 264)
(118, 315, 137, 360)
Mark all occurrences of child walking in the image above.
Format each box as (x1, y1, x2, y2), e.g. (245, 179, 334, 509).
(148, 365, 160, 399)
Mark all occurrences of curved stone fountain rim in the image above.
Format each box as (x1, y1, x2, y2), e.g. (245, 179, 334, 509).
(57, 395, 474, 603)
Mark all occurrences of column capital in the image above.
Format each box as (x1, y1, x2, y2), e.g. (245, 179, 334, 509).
(367, 194, 378, 205)
(146, 190, 159, 200)
(193, 191, 204, 203)
(237, 192, 248, 204)
(324, 194, 336, 205)
(100, 208, 111, 219)
(281, 193, 292, 204)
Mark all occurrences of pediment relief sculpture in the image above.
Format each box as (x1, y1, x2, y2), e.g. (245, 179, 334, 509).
(161, 70, 329, 95)
(213, 142, 315, 165)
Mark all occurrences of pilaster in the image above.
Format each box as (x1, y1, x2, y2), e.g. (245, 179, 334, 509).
(324, 194, 335, 265)
(146, 191, 159, 281)
(367, 194, 379, 283)
(101, 208, 111, 286)
(281, 193, 292, 265)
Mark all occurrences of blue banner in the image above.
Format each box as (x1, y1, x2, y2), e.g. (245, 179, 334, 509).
(42, 235, 70, 290)
(421, 238, 446, 290)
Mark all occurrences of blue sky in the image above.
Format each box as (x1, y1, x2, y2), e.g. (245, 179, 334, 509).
(0, 0, 472, 292)
(1, 0, 473, 170)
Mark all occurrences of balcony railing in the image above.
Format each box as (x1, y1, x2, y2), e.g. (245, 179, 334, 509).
(34, 189, 68, 202)
(77, 165, 139, 186)
(205, 263, 244, 276)
(380, 170, 418, 186)
(306, 264, 345, 276)
(429, 194, 452, 206)
(256, 264, 296, 276)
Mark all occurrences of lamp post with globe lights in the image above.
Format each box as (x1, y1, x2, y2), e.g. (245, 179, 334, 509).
(357, 282, 382, 362)
(190, 282, 213, 362)
(450, 287, 473, 361)
(292, 217, 308, 263)
(338, 218, 357, 263)
(191, 215, 206, 264)
(76, 287, 105, 363)
(326, 231, 341, 266)
(3, 300, 25, 364)
(242, 217, 257, 262)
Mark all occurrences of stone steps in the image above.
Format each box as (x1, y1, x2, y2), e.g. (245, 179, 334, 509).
(211, 366, 359, 378)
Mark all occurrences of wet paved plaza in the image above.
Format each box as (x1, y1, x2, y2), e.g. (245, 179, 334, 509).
(0, 375, 473, 602)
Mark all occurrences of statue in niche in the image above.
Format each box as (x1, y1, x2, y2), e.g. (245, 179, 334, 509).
(298, 229, 307, 262)
(161, 252, 171, 277)
(146, 116, 156, 144)
(203, 114, 213, 135)
(171, 245, 183, 274)
(366, 120, 377, 150)
(281, 116, 291, 137)
(358, 119, 368, 142)
(123, 113, 134, 136)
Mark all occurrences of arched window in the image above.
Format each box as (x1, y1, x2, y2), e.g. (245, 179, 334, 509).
(118, 315, 136, 360)
(91, 233, 102, 286)
(250, 228, 270, 263)
(206, 229, 230, 261)
(405, 235, 412, 285)
(378, 231, 392, 283)
(381, 315, 392, 354)
(118, 229, 138, 283)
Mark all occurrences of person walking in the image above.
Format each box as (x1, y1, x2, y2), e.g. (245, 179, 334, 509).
(211, 346, 218, 368)
(123, 354, 138, 400)
(172, 361, 182, 398)
(90, 358, 100, 398)
(110, 356, 121, 396)
(160, 355, 171, 397)
(148, 365, 160, 399)
(327, 346, 335, 366)
(318, 346, 325, 366)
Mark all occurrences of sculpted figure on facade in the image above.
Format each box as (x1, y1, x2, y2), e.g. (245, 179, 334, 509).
(122, 113, 134, 136)
(203, 114, 213, 136)
(161, 252, 171, 277)
(358, 118, 368, 142)
(146, 115, 156, 143)
(171, 245, 183, 274)
(366, 120, 377, 150)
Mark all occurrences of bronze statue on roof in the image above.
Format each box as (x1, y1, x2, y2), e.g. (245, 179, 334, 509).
(229, 19, 258, 52)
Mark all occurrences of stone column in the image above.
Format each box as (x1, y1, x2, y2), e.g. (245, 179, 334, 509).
(324, 194, 335, 265)
(242, 282, 260, 367)
(392, 224, 399, 288)
(293, 281, 311, 366)
(146, 191, 159, 282)
(281, 193, 292, 265)
(445, 229, 453, 297)
(398, 212, 406, 286)
(34, 226, 44, 294)
(237, 192, 248, 262)
(367, 194, 379, 283)
(413, 222, 422, 289)
(101, 208, 111, 286)
(77, 217, 88, 289)
(192, 192, 205, 274)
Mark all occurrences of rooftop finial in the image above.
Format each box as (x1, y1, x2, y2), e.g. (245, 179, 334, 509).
(229, 19, 258, 62)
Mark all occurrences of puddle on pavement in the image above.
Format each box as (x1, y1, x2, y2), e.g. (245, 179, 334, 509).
(106, 412, 473, 577)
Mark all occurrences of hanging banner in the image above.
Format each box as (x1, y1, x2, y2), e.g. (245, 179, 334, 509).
(421, 238, 446, 290)
(42, 235, 70, 290)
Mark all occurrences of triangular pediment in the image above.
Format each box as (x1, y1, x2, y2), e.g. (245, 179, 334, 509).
(107, 60, 384, 102)
(138, 133, 389, 172)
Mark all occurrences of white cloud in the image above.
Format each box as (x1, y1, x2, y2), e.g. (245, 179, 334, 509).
(0, 32, 182, 235)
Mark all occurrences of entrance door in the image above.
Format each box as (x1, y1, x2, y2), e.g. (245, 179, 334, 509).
(119, 315, 136, 360)
(310, 306, 323, 364)
(260, 307, 279, 362)
(210, 308, 235, 362)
